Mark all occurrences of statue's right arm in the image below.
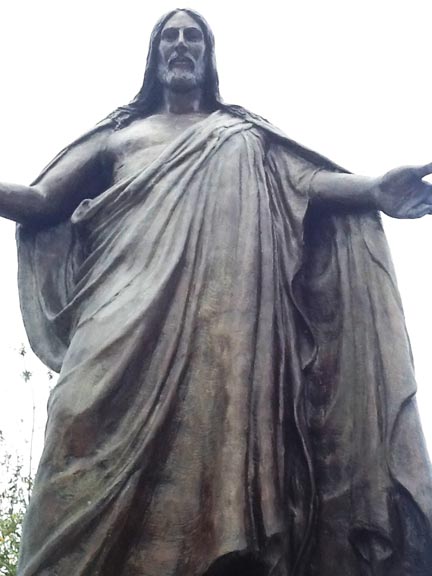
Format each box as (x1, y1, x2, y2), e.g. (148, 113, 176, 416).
(0, 130, 111, 226)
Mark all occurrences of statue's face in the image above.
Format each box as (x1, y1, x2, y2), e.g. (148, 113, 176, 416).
(157, 11, 207, 93)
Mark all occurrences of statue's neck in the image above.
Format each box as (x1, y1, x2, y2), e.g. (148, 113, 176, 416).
(159, 87, 205, 114)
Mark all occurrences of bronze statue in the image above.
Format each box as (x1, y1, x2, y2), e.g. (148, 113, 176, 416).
(4, 8, 431, 576)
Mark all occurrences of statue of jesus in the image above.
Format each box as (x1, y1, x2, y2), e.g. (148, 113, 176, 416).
(4, 9, 432, 576)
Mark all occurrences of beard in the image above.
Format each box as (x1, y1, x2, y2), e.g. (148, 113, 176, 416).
(157, 62, 206, 93)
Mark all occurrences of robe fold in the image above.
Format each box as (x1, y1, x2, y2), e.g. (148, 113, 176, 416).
(16, 110, 432, 576)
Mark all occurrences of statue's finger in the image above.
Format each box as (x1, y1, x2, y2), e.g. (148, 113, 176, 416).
(410, 202, 432, 219)
(414, 162, 432, 178)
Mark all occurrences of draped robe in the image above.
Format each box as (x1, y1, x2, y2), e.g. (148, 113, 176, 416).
(16, 110, 432, 575)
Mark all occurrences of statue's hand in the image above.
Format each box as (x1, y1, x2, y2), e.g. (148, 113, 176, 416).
(376, 163, 432, 219)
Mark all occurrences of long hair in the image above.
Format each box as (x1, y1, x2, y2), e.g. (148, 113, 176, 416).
(106, 9, 223, 129)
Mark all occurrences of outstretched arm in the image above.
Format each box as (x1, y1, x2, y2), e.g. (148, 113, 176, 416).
(311, 163, 432, 219)
(0, 130, 111, 226)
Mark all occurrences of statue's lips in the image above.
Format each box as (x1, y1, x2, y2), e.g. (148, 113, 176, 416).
(169, 57, 194, 70)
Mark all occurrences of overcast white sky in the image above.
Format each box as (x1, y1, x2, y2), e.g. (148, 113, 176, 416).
(0, 0, 431, 472)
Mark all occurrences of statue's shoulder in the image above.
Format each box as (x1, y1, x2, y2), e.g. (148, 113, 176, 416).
(223, 104, 346, 173)
(32, 121, 114, 185)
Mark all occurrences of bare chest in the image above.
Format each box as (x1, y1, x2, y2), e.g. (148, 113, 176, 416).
(106, 114, 209, 182)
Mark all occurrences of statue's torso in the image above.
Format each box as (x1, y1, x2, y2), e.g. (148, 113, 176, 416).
(106, 112, 210, 182)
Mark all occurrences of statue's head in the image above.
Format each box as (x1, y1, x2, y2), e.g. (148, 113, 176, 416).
(156, 10, 207, 95)
(108, 9, 221, 127)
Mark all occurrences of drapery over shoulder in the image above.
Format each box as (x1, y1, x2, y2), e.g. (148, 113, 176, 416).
(16, 110, 432, 576)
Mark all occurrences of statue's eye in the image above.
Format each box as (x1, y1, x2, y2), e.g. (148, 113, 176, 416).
(184, 28, 203, 42)
(161, 28, 179, 42)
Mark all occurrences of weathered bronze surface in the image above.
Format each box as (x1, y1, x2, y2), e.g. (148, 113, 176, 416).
(2, 9, 431, 576)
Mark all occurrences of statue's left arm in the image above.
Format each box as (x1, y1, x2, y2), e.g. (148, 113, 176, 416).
(311, 162, 432, 219)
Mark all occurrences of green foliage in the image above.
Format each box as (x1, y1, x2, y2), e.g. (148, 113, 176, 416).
(0, 435, 32, 576)
(0, 345, 46, 575)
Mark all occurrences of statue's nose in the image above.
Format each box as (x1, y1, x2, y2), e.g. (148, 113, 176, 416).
(175, 30, 188, 51)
